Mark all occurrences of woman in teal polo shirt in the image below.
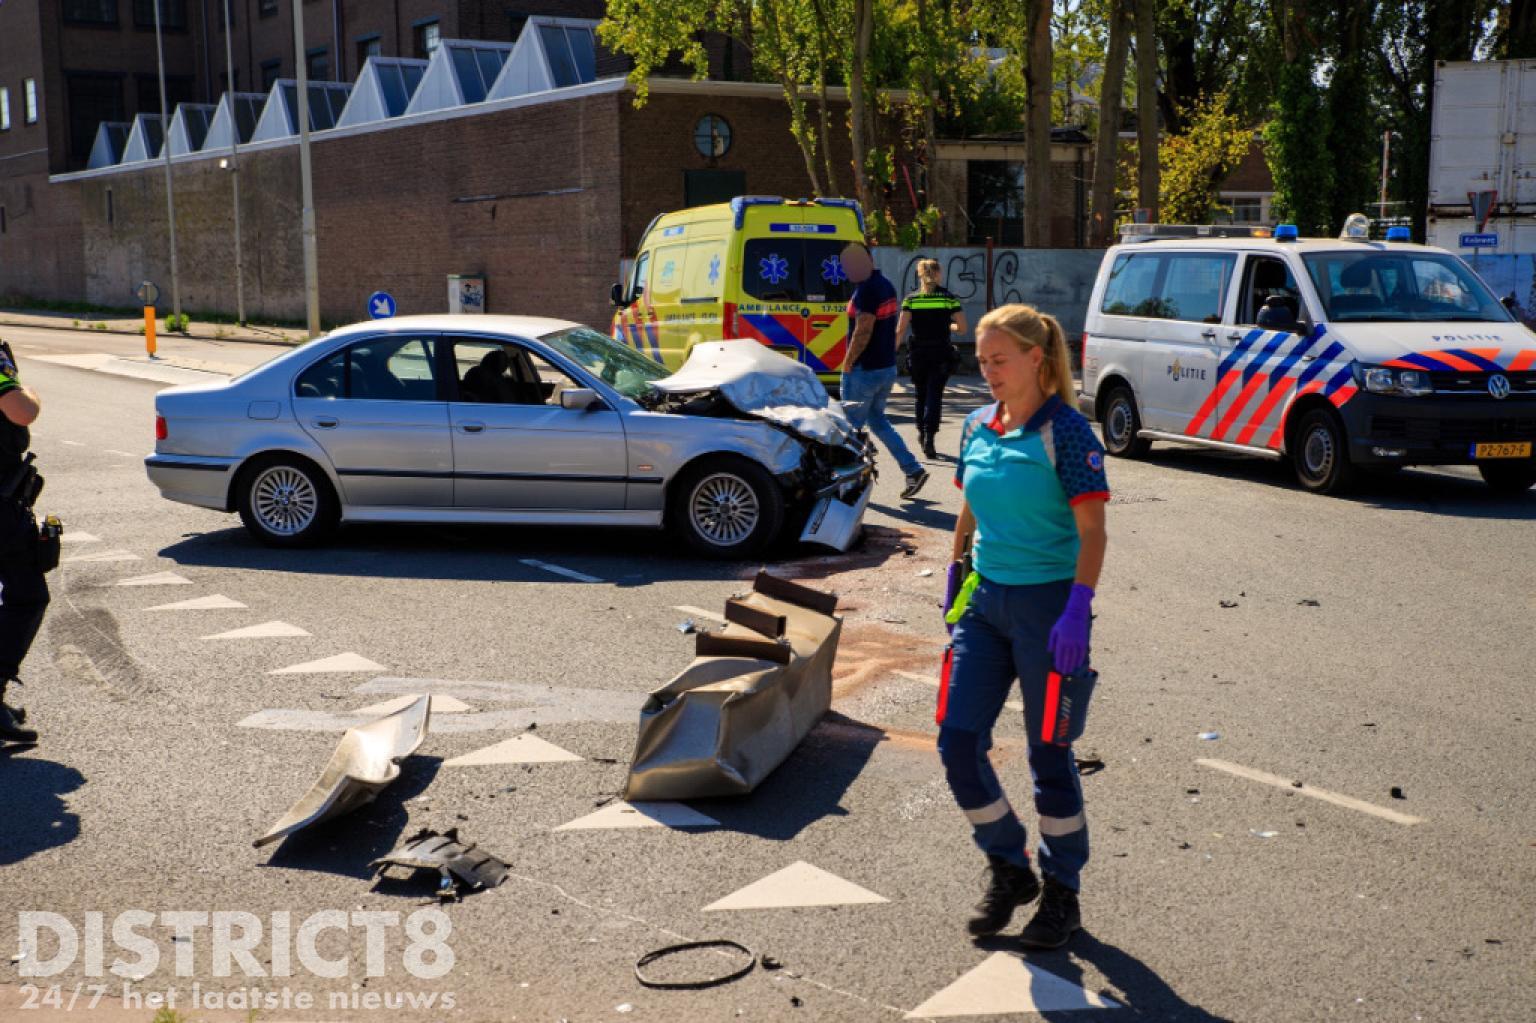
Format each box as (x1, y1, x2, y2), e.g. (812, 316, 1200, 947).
(939, 303, 1109, 950)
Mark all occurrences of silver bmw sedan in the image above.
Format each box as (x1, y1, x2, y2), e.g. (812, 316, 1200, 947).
(145, 316, 874, 558)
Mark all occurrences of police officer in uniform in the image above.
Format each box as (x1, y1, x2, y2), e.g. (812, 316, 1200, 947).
(0, 339, 45, 744)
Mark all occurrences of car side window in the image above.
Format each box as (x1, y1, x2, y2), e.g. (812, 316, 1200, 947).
(629, 251, 650, 304)
(1239, 256, 1301, 328)
(1100, 253, 1167, 318)
(296, 350, 346, 399)
(348, 337, 438, 401)
(452, 338, 543, 405)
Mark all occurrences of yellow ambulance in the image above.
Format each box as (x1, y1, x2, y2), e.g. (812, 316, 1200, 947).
(610, 196, 867, 386)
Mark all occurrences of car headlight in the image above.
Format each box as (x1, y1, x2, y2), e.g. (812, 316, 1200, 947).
(1357, 365, 1433, 396)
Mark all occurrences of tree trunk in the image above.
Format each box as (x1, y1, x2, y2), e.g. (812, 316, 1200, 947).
(810, 0, 839, 196)
(1023, 0, 1054, 246)
(1091, 0, 1132, 246)
(1508, 0, 1536, 57)
(849, 0, 874, 221)
(1134, 0, 1160, 221)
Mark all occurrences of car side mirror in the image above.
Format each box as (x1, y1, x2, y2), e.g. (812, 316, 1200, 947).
(559, 388, 601, 411)
(610, 282, 627, 307)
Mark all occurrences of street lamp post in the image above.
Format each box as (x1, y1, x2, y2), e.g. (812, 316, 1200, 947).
(292, 0, 321, 337)
(153, 0, 182, 327)
(221, 0, 246, 325)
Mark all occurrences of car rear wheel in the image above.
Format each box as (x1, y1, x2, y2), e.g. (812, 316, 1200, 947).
(1478, 459, 1536, 495)
(1291, 408, 1357, 495)
(1100, 386, 1151, 458)
(237, 457, 339, 547)
(671, 456, 785, 559)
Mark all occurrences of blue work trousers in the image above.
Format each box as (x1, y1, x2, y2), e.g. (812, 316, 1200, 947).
(841, 366, 921, 477)
(937, 576, 1090, 890)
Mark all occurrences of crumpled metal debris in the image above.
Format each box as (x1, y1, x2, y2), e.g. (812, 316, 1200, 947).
(370, 827, 508, 900)
(624, 572, 841, 801)
(254, 695, 430, 848)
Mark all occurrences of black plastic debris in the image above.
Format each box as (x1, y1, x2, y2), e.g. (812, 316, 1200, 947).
(1219, 600, 1239, 609)
(1390, 787, 1406, 800)
(1297, 599, 1321, 607)
(634, 940, 756, 990)
(370, 828, 509, 901)
(1075, 757, 1107, 776)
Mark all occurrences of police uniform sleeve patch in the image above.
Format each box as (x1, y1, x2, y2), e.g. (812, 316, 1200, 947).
(1086, 449, 1104, 473)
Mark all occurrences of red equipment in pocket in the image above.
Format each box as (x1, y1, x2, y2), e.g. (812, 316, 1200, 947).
(935, 645, 954, 725)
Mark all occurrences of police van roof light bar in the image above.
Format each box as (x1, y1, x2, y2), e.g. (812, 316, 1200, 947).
(1118, 223, 1275, 243)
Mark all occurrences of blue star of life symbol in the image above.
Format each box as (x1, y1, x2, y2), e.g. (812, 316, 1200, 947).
(759, 253, 790, 285)
(708, 254, 721, 284)
(820, 255, 847, 285)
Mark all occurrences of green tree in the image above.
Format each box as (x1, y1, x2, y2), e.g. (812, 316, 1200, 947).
(1156, 92, 1253, 222)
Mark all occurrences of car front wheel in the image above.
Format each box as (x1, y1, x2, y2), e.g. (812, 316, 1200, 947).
(1100, 386, 1151, 458)
(237, 456, 339, 547)
(1478, 459, 1536, 495)
(1291, 408, 1357, 495)
(671, 456, 785, 559)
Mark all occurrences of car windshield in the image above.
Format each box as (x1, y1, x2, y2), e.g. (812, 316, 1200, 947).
(1301, 251, 1515, 323)
(539, 325, 671, 399)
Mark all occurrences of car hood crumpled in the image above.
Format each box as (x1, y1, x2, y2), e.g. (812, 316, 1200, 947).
(649, 340, 859, 449)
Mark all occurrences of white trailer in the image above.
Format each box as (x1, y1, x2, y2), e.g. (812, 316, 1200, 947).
(1427, 59, 1536, 256)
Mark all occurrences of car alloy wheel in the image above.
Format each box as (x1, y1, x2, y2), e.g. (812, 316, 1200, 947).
(250, 465, 320, 537)
(689, 472, 761, 548)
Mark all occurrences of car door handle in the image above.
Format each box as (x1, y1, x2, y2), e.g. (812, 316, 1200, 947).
(312, 416, 338, 429)
(459, 422, 485, 434)
(1201, 329, 1218, 341)
(1227, 331, 1245, 342)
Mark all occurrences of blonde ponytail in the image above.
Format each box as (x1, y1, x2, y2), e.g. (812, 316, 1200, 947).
(975, 303, 1077, 405)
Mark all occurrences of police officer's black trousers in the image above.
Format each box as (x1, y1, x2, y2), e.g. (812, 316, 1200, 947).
(908, 346, 956, 439)
(0, 500, 49, 689)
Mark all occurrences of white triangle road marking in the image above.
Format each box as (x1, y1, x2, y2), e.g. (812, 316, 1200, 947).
(554, 800, 718, 832)
(146, 594, 248, 611)
(112, 571, 193, 587)
(906, 952, 1122, 1017)
(702, 861, 889, 911)
(354, 694, 473, 717)
(60, 531, 101, 545)
(202, 621, 311, 640)
(63, 549, 140, 564)
(445, 733, 583, 766)
(269, 652, 385, 675)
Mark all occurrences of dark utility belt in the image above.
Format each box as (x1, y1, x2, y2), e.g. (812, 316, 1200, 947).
(1, 452, 43, 508)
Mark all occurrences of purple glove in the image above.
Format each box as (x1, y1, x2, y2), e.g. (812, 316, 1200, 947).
(1047, 584, 1094, 674)
(943, 560, 965, 635)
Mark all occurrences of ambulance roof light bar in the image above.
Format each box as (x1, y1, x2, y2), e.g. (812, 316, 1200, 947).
(1118, 223, 1274, 243)
(730, 194, 866, 232)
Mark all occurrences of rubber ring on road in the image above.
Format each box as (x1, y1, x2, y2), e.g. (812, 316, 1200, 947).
(634, 939, 757, 990)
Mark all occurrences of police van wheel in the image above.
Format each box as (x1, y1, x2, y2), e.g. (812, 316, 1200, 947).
(1291, 408, 1357, 495)
(237, 456, 339, 547)
(1478, 460, 1536, 495)
(671, 456, 784, 560)
(1101, 387, 1151, 458)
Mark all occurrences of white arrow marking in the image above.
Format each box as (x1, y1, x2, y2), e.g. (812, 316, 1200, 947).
(269, 652, 386, 675)
(146, 594, 247, 611)
(907, 952, 1121, 1017)
(63, 549, 141, 564)
(554, 800, 718, 831)
(202, 621, 311, 640)
(445, 734, 583, 766)
(703, 861, 888, 911)
(113, 572, 193, 587)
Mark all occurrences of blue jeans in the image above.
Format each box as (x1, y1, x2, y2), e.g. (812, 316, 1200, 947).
(937, 576, 1090, 890)
(841, 366, 921, 477)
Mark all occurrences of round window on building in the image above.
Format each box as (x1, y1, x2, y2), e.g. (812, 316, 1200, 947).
(694, 115, 732, 159)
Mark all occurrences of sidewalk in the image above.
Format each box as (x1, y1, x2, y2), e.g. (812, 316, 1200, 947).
(0, 307, 304, 347)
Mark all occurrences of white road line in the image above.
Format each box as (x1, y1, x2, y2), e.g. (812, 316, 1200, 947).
(1196, 758, 1424, 826)
(672, 605, 727, 623)
(61, 440, 85, 447)
(105, 449, 136, 457)
(520, 558, 604, 584)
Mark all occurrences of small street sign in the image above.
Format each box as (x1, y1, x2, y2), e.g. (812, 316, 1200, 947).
(1459, 233, 1498, 249)
(368, 291, 397, 319)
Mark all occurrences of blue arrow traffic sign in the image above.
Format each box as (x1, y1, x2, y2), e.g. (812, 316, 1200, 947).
(368, 291, 397, 319)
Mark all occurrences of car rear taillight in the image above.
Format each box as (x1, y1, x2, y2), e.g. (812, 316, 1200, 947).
(155, 415, 168, 441)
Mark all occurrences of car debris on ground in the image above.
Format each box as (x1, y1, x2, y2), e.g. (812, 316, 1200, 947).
(370, 827, 509, 900)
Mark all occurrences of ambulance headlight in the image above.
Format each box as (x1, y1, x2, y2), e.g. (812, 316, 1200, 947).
(1358, 365, 1433, 396)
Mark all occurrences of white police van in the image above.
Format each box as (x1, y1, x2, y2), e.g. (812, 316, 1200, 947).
(1080, 217, 1536, 494)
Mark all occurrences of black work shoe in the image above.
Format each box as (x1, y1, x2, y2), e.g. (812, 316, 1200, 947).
(901, 469, 930, 499)
(0, 703, 37, 744)
(922, 435, 938, 459)
(1019, 876, 1081, 949)
(967, 856, 1041, 937)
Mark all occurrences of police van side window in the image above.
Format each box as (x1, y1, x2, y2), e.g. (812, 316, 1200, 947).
(1160, 254, 1236, 323)
(1101, 252, 1168, 318)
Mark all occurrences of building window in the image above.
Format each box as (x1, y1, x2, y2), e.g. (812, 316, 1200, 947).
(258, 0, 277, 18)
(66, 73, 124, 165)
(0, 89, 9, 132)
(260, 59, 281, 90)
(64, 0, 118, 25)
(966, 160, 1025, 245)
(414, 20, 440, 59)
(357, 35, 381, 69)
(1216, 196, 1265, 225)
(306, 47, 329, 81)
(23, 80, 38, 124)
(134, 0, 188, 30)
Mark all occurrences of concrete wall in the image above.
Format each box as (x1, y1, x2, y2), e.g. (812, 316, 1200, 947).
(873, 245, 1105, 341)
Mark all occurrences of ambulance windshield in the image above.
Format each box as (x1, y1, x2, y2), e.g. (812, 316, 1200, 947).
(1301, 252, 1514, 324)
(741, 239, 857, 304)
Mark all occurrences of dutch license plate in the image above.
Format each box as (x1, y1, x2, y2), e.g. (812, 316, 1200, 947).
(1470, 441, 1533, 459)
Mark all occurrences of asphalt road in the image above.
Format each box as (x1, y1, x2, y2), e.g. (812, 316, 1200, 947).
(1, 324, 1533, 1023)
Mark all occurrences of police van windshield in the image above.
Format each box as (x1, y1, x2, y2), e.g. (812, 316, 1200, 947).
(741, 239, 856, 304)
(1301, 251, 1514, 324)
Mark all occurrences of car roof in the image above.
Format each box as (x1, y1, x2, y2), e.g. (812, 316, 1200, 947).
(1113, 238, 1448, 256)
(327, 314, 584, 339)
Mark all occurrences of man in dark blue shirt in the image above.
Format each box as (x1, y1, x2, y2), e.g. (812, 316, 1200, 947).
(839, 242, 928, 498)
